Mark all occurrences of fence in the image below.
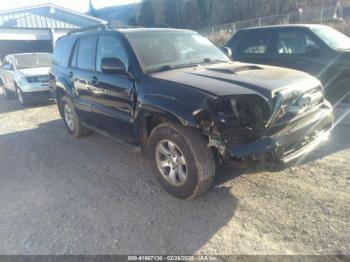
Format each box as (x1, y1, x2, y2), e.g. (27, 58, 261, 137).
(198, 5, 349, 45)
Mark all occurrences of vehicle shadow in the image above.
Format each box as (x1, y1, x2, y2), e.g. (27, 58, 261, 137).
(0, 119, 238, 254)
(0, 93, 54, 114)
(1, 111, 348, 254)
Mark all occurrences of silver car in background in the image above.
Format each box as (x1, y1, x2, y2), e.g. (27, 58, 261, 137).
(0, 53, 52, 106)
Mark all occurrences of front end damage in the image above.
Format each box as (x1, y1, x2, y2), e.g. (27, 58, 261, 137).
(194, 84, 333, 166)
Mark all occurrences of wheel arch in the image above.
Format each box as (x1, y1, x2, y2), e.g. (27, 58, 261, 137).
(134, 95, 203, 148)
(53, 78, 75, 117)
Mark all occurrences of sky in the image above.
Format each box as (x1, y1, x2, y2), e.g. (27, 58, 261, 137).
(0, 0, 141, 13)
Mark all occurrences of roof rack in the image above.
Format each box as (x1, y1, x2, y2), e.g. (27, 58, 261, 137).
(68, 23, 108, 35)
(108, 24, 143, 29)
(67, 23, 144, 35)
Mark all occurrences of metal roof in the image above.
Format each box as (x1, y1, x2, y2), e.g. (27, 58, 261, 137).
(0, 4, 106, 29)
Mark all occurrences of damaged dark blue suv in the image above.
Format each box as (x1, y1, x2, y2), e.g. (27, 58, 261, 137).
(50, 26, 333, 199)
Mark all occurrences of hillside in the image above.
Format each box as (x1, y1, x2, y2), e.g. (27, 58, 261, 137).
(90, 0, 350, 30)
(91, 3, 141, 25)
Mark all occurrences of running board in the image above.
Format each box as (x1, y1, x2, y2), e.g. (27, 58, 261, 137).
(82, 122, 141, 153)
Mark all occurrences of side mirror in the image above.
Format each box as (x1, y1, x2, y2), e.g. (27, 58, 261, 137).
(3, 63, 13, 71)
(222, 47, 233, 57)
(101, 57, 126, 74)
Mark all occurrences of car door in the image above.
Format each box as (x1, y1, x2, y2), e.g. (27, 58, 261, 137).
(1, 57, 9, 89)
(271, 28, 329, 76)
(230, 29, 274, 65)
(2, 56, 15, 91)
(70, 35, 97, 120)
(88, 34, 135, 138)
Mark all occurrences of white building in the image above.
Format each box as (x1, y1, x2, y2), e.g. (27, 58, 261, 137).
(0, 4, 107, 58)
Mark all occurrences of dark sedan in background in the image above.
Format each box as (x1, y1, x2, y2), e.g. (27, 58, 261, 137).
(225, 24, 350, 103)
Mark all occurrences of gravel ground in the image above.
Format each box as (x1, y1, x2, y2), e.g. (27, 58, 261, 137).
(0, 93, 349, 255)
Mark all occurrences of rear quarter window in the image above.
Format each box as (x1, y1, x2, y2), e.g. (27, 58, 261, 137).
(53, 37, 76, 67)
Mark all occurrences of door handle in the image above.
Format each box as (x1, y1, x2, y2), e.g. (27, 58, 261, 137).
(68, 72, 73, 78)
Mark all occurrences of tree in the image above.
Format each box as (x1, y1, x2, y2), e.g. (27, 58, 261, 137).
(128, 15, 139, 26)
(138, 0, 156, 26)
(88, 0, 97, 17)
(196, 0, 213, 25)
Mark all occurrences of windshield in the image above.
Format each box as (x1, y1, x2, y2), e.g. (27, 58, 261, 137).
(126, 31, 230, 72)
(14, 54, 52, 69)
(311, 26, 350, 50)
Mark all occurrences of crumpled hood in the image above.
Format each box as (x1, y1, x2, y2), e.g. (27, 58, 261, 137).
(18, 67, 49, 76)
(151, 62, 321, 99)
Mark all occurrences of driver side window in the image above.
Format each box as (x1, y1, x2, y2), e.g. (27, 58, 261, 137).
(96, 35, 129, 72)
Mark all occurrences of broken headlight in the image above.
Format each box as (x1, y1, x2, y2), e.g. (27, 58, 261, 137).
(208, 95, 270, 130)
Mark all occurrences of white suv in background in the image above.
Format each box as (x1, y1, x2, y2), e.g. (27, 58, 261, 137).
(0, 53, 52, 106)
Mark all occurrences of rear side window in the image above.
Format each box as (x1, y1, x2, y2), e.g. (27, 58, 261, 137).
(239, 31, 271, 55)
(53, 37, 75, 66)
(77, 35, 97, 71)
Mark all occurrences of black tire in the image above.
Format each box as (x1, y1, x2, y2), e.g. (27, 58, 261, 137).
(148, 122, 216, 199)
(1, 83, 14, 99)
(16, 87, 29, 106)
(61, 95, 90, 138)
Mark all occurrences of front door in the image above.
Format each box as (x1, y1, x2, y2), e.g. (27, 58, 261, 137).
(233, 30, 274, 66)
(2, 57, 15, 91)
(89, 34, 135, 139)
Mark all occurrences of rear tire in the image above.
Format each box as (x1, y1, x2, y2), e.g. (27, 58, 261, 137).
(148, 122, 216, 199)
(61, 95, 90, 138)
(1, 83, 14, 99)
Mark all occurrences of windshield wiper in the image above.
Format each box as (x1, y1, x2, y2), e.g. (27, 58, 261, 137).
(199, 58, 228, 64)
(147, 63, 200, 73)
(147, 59, 227, 74)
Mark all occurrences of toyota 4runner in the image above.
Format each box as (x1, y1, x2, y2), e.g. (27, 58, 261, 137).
(50, 26, 333, 199)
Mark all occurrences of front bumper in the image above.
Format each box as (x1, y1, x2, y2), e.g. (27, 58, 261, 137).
(22, 90, 51, 102)
(19, 82, 50, 93)
(227, 103, 333, 164)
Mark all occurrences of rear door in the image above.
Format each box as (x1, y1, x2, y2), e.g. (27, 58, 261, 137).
(70, 35, 97, 119)
(230, 29, 274, 65)
(89, 34, 135, 138)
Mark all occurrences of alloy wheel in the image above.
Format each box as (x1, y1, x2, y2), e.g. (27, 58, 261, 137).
(64, 103, 75, 131)
(155, 139, 188, 186)
(17, 88, 23, 104)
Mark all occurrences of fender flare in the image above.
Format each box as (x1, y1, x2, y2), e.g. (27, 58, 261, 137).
(135, 94, 201, 128)
(54, 76, 75, 99)
(133, 94, 204, 144)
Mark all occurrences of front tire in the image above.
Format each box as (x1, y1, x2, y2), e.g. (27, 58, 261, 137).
(17, 87, 28, 106)
(61, 95, 90, 138)
(148, 122, 216, 199)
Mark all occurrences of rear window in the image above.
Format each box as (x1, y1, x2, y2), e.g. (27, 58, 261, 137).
(239, 31, 272, 55)
(53, 37, 76, 67)
(77, 35, 97, 71)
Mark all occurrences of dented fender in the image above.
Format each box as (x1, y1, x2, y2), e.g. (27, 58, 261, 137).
(134, 93, 205, 136)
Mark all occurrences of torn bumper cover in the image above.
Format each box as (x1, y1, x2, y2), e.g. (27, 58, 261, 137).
(227, 104, 333, 164)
